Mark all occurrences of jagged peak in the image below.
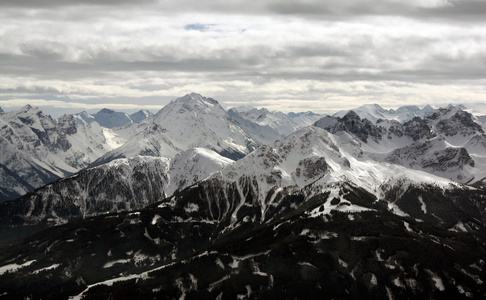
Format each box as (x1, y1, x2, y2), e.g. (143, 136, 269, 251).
(426, 105, 467, 120)
(404, 115, 427, 124)
(97, 108, 115, 114)
(15, 105, 45, 119)
(132, 109, 151, 115)
(342, 110, 361, 120)
(163, 93, 222, 114)
(447, 103, 467, 110)
(155, 93, 226, 122)
(57, 114, 75, 122)
(78, 111, 92, 117)
(129, 109, 152, 123)
(174, 93, 219, 106)
(19, 104, 40, 113)
(334, 103, 441, 124)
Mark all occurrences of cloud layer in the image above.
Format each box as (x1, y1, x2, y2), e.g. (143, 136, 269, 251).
(1, 0, 486, 116)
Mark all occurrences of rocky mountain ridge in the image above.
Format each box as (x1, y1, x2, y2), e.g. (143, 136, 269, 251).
(315, 106, 486, 184)
(0, 105, 122, 203)
(74, 108, 152, 128)
(0, 94, 326, 203)
(228, 106, 322, 145)
(1, 98, 486, 298)
(92, 93, 258, 165)
(0, 126, 485, 299)
(0, 148, 233, 234)
(333, 103, 435, 123)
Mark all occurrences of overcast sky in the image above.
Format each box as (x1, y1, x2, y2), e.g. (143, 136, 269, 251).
(1, 0, 486, 117)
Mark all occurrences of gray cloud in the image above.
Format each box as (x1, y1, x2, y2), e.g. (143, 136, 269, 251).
(1, 0, 480, 19)
(0, 0, 156, 8)
(1, 0, 486, 116)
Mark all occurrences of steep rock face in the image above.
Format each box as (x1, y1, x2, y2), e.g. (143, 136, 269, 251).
(0, 106, 120, 202)
(0, 127, 486, 299)
(315, 106, 486, 184)
(0, 156, 171, 227)
(426, 107, 484, 137)
(316, 111, 384, 143)
(340, 111, 384, 143)
(384, 139, 475, 182)
(0, 149, 233, 230)
(402, 117, 435, 141)
(0, 164, 34, 204)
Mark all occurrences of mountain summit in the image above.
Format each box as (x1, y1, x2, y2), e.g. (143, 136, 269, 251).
(0, 105, 114, 202)
(93, 93, 257, 165)
(152, 93, 257, 159)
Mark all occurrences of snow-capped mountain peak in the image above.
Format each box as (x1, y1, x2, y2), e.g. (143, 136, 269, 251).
(205, 126, 456, 223)
(130, 109, 152, 123)
(317, 105, 486, 184)
(167, 148, 234, 195)
(73, 111, 95, 125)
(228, 106, 323, 145)
(91, 93, 256, 166)
(0, 105, 129, 202)
(334, 103, 435, 123)
(3, 101, 486, 299)
(154, 93, 223, 121)
(150, 93, 256, 160)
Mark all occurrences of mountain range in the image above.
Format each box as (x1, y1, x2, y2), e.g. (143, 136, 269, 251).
(0, 148, 232, 233)
(74, 108, 152, 128)
(1, 94, 486, 298)
(316, 106, 486, 184)
(1, 125, 485, 299)
(333, 104, 434, 124)
(0, 105, 122, 203)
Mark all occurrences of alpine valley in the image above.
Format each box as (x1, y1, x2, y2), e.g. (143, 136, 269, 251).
(0, 93, 485, 299)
